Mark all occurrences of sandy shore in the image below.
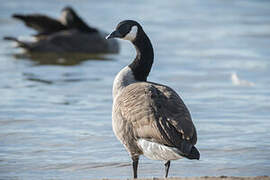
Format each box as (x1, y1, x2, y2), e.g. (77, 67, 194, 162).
(101, 176, 269, 180)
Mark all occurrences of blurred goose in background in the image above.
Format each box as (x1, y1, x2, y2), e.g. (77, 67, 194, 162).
(4, 6, 119, 54)
(107, 20, 199, 178)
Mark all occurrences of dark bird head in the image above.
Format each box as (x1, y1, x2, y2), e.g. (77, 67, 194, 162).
(106, 20, 143, 42)
(61, 6, 97, 33)
(60, 6, 77, 27)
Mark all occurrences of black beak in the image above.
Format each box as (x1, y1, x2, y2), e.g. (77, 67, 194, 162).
(106, 30, 122, 39)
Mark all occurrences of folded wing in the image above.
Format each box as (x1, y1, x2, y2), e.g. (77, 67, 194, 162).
(13, 14, 67, 35)
(117, 82, 198, 157)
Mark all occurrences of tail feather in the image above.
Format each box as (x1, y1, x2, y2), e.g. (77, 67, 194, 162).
(12, 14, 26, 21)
(186, 146, 200, 160)
(3, 36, 30, 48)
(176, 144, 200, 160)
(4, 36, 18, 41)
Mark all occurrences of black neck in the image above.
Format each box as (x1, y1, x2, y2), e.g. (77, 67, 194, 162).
(128, 30, 154, 81)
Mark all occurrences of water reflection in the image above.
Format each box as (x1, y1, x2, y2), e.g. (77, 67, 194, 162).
(13, 52, 112, 65)
(23, 71, 101, 85)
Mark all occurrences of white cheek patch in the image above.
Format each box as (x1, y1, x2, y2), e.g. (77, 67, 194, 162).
(60, 11, 72, 25)
(60, 11, 68, 25)
(123, 26, 138, 41)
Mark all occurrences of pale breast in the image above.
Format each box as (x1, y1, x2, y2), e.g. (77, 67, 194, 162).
(112, 66, 137, 99)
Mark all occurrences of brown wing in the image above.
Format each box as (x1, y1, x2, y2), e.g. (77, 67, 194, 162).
(13, 14, 67, 34)
(117, 82, 197, 155)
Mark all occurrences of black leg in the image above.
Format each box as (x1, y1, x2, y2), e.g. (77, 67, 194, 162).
(164, 160, 171, 178)
(132, 156, 139, 179)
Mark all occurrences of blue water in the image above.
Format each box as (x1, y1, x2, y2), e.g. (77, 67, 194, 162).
(0, 0, 270, 179)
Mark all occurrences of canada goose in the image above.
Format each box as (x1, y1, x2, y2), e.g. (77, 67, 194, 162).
(106, 20, 200, 178)
(4, 7, 119, 54)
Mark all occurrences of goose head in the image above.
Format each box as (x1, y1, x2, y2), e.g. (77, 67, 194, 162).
(60, 6, 76, 26)
(107, 20, 154, 82)
(106, 20, 144, 42)
(61, 6, 98, 33)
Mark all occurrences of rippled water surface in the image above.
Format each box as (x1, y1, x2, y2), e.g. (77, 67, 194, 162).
(1, 0, 270, 179)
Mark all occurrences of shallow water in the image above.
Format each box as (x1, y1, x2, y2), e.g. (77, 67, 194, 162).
(0, 0, 270, 179)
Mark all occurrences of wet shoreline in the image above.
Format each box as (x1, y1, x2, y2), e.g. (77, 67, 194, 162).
(101, 176, 270, 180)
